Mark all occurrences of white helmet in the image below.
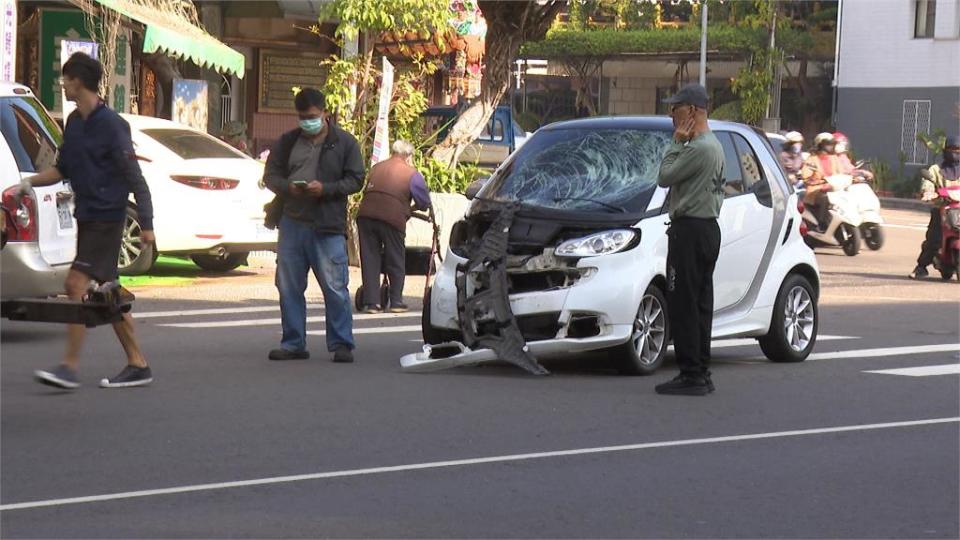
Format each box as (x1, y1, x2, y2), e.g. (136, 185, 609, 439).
(785, 131, 804, 144)
(814, 132, 835, 147)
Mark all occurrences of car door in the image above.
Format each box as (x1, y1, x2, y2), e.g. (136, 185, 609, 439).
(470, 115, 511, 168)
(712, 131, 775, 310)
(0, 95, 76, 266)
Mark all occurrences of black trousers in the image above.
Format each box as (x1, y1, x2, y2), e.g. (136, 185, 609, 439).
(917, 207, 942, 267)
(358, 217, 406, 306)
(666, 217, 721, 375)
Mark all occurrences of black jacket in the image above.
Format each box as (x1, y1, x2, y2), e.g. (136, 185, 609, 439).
(263, 122, 365, 235)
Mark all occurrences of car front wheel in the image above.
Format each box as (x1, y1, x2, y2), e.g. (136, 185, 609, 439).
(759, 274, 818, 363)
(615, 285, 669, 375)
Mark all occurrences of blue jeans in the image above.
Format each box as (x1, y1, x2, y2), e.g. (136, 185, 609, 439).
(276, 216, 355, 352)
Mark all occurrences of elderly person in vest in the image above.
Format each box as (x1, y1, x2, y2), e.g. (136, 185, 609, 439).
(356, 140, 432, 314)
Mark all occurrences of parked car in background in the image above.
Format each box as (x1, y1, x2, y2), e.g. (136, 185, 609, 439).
(421, 105, 530, 169)
(422, 117, 820, 374)
(121, 114, 277, 274)
(0, 83, 75, 303)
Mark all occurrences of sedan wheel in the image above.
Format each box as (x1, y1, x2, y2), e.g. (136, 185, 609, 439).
(118, 207, 156, 275)
(615, 285, 669, 375)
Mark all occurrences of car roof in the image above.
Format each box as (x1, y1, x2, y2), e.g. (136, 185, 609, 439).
(539, 115, 755, 134)
(120, 113, 202, 132)
(0, 82, 37, 98)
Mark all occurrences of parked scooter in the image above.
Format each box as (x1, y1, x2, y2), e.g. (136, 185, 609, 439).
(802, 174, 863, 256)
(931, 185, 960, 281)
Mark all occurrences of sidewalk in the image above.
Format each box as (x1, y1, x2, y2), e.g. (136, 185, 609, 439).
(880, 197, 929, 212)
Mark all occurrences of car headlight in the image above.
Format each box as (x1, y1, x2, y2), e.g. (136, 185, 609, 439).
(556, 230, 638, 258)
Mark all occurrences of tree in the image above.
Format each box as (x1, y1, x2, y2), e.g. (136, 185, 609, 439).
(317, 0, 451, 157)
(432, 0, 566, 168)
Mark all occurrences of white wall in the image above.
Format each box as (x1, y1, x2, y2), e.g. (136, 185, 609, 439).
(837, 0, 960, 88)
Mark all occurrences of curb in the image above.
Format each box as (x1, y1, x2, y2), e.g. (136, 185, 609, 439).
(880, 197, 929, 212)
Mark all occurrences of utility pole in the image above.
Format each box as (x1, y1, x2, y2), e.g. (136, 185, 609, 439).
(699, 1, 708, 87)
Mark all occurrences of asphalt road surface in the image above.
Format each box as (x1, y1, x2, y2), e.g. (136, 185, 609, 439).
(2, 208, 958, 538)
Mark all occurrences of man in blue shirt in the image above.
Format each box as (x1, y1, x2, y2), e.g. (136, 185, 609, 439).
(22, 52, 155, 390)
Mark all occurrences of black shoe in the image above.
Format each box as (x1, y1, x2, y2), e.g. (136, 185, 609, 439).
(100, 365, 152, 388)
(388, 303, 409, 313)
(909, 265, 929, 280)
(359, 304, 381, 315)
(332, 346, 354, 363)
(703, 371, 716, 393)
(34, 365, 80, 390)
(269, 348, 310, 361)
(655, 373, 712, 396)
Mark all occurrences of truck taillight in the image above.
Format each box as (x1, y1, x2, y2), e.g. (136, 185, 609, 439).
(171, 175, 239, 190)
(1, 186, 37, 242)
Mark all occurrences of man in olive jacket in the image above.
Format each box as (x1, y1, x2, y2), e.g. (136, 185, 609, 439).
(655, 83, 725, 396)
(263, 88, 365, 363)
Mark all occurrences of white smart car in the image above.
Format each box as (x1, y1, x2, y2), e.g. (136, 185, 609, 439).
(414, 116, 820, 374)
(120, 114, 276, 274)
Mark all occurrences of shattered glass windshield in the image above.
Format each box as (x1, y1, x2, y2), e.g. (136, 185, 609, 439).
(483, 128, 672, 214)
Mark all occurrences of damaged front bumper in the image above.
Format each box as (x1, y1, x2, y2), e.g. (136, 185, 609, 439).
(400, 324, 633, 372)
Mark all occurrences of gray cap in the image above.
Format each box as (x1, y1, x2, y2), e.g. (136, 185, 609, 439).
(663, 83, 710, 109)
(946, 135, 960, 149)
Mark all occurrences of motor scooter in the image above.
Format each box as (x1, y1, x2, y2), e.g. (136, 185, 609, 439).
(931, 185, 960, 281)
(802, 174, 862, 256)
(846, 160, 884, 250)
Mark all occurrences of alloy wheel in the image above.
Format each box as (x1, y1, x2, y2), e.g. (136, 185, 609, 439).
(120, 214, 143, 268)
(783, 285, 815, 352)
(632, 294, 667, 366)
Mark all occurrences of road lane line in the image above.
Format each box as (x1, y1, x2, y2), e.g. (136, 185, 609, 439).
(136, 305, 324, 319)
(737, 343, 960, 363)
(707, 335, 854, 350)
(1, 417, 955, 512)
(161, 312, 420, 328)
(865, 364, 960, 377)
(307, 325, 422, 336)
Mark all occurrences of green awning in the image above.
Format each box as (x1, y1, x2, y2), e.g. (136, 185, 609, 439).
(94, 0, 245, 78)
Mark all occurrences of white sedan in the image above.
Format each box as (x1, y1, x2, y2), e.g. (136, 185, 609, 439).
(120, 114, 276, 274)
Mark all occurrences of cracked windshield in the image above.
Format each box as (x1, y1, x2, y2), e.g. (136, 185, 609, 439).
(485, 128, 673, 213)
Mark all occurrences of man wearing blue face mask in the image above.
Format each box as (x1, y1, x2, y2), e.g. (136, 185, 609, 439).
(263, 88, 365, 363)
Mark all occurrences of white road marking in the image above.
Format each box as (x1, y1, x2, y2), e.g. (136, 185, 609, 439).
(737, 343, 960, 363)
(161, 312, 420, 328)
(136, 305, 324, 319)
(308, 325, 422, 336)
(707, 335, 855, 350)
(865, 364, 960, 377)
(1, 417, 955, 512)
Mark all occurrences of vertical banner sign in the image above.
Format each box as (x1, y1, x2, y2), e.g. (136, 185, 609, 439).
(370, 57, 395, 166)
(60, 40, 98, 121)
(172, 79, 209, 132)
(0, 0, 16, 82)
(108, 29, 132, 113)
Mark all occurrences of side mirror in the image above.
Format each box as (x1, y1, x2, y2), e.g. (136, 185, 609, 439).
(464, 176, 489, 200)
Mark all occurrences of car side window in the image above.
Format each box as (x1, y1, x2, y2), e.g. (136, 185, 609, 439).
(0, 97, 61, 173)
(732, 133, 765, 192)
(716, 132, 744, 197)
(479, 118, 505, 143)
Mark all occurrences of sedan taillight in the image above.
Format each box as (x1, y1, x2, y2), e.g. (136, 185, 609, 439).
(1, 186, 37, 242)
(170, 175, 239, 190)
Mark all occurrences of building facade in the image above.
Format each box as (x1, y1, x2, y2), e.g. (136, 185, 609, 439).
(835, 0, 960, 170)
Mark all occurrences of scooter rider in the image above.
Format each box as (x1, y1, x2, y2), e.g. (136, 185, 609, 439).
(779, 131, 805, 189)
(833, 132, 873, 182)
(909, 135, 960, 280)
(801, 132, 842, 230)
